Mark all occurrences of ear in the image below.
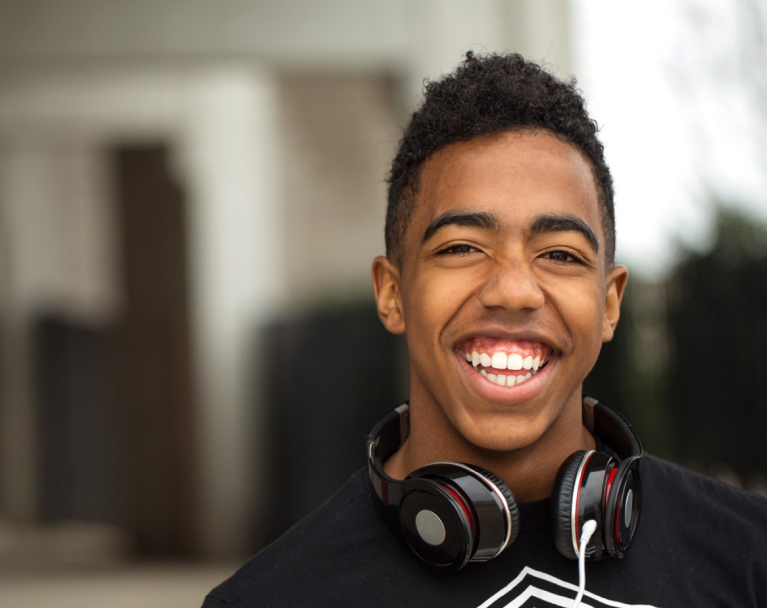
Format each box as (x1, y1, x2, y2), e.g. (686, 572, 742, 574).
(372, 255, 406, 335)
(602, 265, 628, 343)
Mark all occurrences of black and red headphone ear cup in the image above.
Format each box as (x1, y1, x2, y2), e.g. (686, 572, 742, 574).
(462, 464, 521, 546)
(603, 457, 642, 559)
(398, 473, 477, 571)
(551, 451, 588, 560)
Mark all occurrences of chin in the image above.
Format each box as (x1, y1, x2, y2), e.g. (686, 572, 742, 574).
(453, 409, 552, 454)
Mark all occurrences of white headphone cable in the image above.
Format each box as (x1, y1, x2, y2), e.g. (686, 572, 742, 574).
(569, 519, 598, 608)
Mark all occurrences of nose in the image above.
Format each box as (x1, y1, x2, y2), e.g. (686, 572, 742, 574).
(477, 260, 545, 312)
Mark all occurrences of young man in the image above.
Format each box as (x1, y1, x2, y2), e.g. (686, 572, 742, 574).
(203, 53, 767, 607)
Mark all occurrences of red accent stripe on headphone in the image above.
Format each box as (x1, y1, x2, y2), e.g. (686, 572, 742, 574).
(444, 485, 474, 532)
(604, 467, 617, 513)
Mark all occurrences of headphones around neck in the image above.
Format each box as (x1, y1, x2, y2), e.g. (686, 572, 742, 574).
(366, 397, 643, 571)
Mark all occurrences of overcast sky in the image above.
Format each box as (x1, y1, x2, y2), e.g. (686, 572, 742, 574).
(572, 0, 767, 278)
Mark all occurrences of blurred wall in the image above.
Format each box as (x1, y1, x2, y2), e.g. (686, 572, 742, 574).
(0, 0, 574, 559)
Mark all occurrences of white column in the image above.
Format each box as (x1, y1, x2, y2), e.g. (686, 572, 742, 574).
(403, 0, 507, 108)
(179, 65, 285, 557)
(401, 0, 573, 109)
(0, 146, 67, 522)
(502, 0, 573, 76)
(0, 148, 38, 521)
(0, 143, 118, 522)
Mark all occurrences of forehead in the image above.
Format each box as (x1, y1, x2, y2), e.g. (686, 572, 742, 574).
(408, 131, 601, 247)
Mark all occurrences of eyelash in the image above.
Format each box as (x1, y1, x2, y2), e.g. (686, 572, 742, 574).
(542, 250, 585, 265)
(435, 243, 479, 256)
(434, 245, 587, 266)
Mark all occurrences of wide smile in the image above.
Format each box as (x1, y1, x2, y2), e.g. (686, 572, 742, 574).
(455, 337, 555, 391)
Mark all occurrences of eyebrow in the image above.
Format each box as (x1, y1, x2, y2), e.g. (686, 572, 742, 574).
(422, 211, 499, 243)
(529, 214, 599, 254)
(421, 210, 600, 254)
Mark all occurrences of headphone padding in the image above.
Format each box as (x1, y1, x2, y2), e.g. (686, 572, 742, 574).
(462, 464, 521, 546)
(551, 451, 588, 560)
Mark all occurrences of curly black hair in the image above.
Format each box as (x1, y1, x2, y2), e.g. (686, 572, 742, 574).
(385, 52, 615, 267)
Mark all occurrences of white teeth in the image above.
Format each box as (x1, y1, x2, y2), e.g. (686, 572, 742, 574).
(491, 352, 507, 369)
(484, 373, 512, 387)
(507, 353, 523, 370)
(469, 347, 549, 386)
(477, 369, 537, 387)
(507, 372, 532, 387)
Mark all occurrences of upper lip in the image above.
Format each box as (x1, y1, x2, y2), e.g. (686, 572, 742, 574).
(451, 324, 561, 355)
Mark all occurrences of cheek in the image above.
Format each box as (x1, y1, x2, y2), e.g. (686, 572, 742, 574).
(549, 281, 606, 339)
(403, 269, 465, 321)
(400, 275, 436, 345)
(401, 270, 475, 359)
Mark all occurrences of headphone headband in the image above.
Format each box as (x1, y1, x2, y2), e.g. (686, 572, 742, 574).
(366, 397, 643, 570)
(367, 398, 643, 478)
(582, 397, 643, 461)
(367, 403, 409, 508)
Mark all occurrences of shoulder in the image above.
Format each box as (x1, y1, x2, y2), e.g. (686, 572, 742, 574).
(202, 468, 403, 607)
(643, 454, 767, 515)
(640, 454, 767, 546)
(608, 455, 767, 605)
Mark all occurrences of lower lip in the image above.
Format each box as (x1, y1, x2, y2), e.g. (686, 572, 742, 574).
(455, 351, 556, 404)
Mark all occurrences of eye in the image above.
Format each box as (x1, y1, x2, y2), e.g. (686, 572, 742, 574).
(542, 250, 584, 264)
(435, 243, 480, 256)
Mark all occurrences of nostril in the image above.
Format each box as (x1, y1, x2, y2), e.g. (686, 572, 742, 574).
(477, 266, 545, 311)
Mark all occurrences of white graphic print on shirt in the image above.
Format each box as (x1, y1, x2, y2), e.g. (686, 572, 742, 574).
(477, 567, 661, 608)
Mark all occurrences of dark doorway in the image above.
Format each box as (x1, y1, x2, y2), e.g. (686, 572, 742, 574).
(35, 144, 198, 557)
(110, 144, 197, 556)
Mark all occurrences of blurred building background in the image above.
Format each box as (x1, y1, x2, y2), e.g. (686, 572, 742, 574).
(0, 1, 765, 606)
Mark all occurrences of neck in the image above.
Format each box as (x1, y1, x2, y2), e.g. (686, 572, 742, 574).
(383, 396, 596, 503)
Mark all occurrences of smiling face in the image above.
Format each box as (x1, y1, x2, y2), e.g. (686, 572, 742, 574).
(373, 130, 626, 462)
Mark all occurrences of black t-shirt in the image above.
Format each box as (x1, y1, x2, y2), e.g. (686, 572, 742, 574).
(202, 455, 767, 607)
